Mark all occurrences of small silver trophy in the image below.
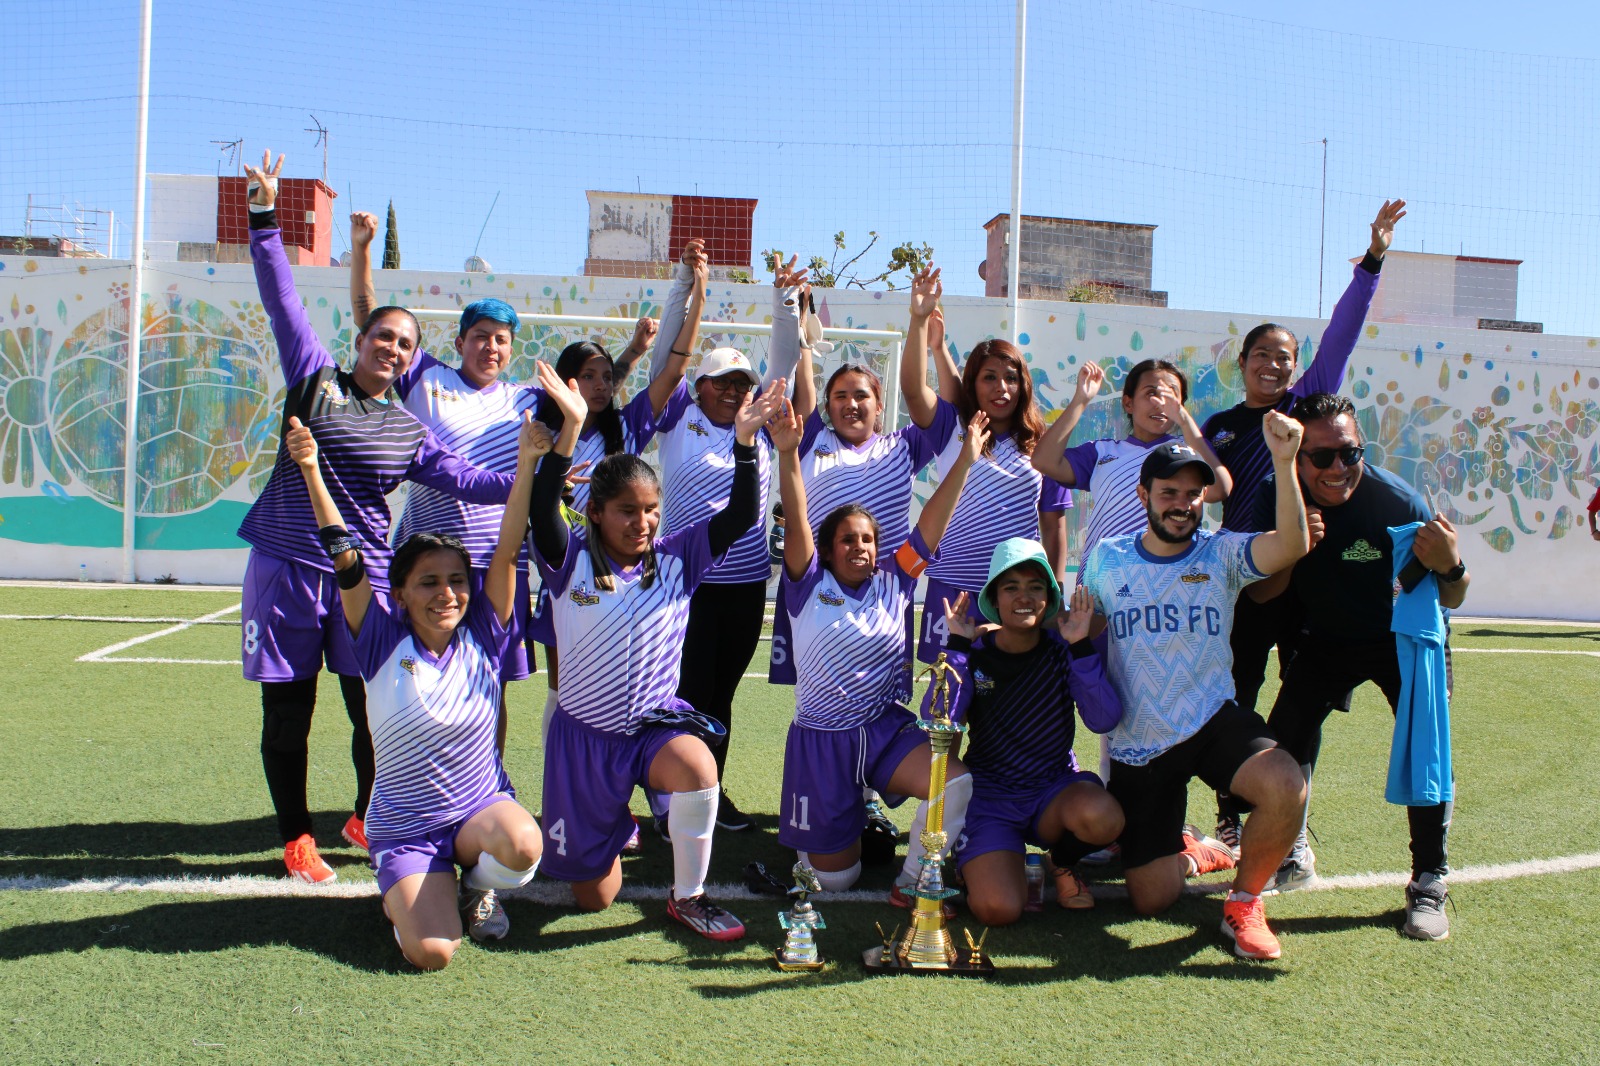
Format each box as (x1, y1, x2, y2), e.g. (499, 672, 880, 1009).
(774, 861, 826, 972)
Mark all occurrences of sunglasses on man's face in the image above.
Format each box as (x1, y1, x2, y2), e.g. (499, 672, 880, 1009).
(1299, 444, 1365, 469)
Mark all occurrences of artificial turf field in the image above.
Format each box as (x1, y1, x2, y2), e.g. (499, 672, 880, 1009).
(2, 583, 1598, 1065)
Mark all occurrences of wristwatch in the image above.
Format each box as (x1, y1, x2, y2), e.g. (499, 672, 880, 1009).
(1438, 560, 1466, 583)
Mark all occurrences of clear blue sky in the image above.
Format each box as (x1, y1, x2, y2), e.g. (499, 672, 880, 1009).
(5, 0, 1598, 333)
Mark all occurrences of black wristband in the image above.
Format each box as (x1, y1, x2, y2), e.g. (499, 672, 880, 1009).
(248, 207, 278, 231)
(334, 554, 366, 590)
(1359, 250, 1383, 274)
(1068, 638, 1098, 660)
(671, 348, 690, 358)
(732, 441, 758, 462)
(317, 525, 357, 560)
(1439, 560, 1466, 583)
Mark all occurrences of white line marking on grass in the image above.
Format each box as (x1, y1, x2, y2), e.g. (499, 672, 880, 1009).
(1453, 648, 1600, 657)
(0, 614, 239, 625)
(5, 851, 1598, 902)
(76, 603, 241, 664)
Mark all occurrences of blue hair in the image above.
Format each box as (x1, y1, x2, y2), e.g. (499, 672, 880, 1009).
(458, 298, 520, 338)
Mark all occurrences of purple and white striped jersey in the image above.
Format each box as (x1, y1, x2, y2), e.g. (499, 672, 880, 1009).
(353, 592, 510, 842)
(938, 633, 1122, 791)
(924, 418, 1071, 592)
(797, 405, 957, 549)
(394, 355, 540, 566)
(534, 521, 716, 735)
(784, 552, 917, 730)
(1061, 434, 1170, 570)
(236, 226, 515, 590)
(655, 381, 772, 584)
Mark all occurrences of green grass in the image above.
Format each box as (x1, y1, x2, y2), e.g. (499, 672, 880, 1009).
(3, 586, 1599, 1064)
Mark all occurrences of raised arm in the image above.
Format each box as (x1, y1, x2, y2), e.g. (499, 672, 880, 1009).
(769, 396, 814, 580)
(407, 431, 516, 505)
(284, 416, 371, 636)
(762, 254, 806, 394)
(899, 267, 944, 429)
(1031, 362, 1105, 486)
(528, 361, 589, 567)
(1300, 199, 1406, 396)
(611, 315, 660, 389)
(485, 414, 553, 626)
(912, 411, 990, 555)
(348, 211, 378, 328)
(1245, 412, 1311, 575)
(647, 239, 708, 416)
(1056, 586, 1123, 734)
(647, 243, 700, 382)
(706, 381, 784, 555)
(928, 305, 962, 405)
(244, 151, 333, 388)
(770, 256, 816, 417)
(1155, 388, 1233, 503)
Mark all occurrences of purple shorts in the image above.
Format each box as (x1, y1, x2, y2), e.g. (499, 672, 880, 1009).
(540, 709, 693, 882)
(240, 551, 360, 682)
(776, 707, 928, 856)
(369, 791, 515, 896)
(469, 567, 534, 683)
(915, 577, 981, 665)
(527, 581, 555, 648)
(954, 769, 1103, 865)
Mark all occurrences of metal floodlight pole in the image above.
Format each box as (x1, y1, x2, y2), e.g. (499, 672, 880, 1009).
(1318, 138, 1328, 318)
(1007, 0, 1027, 343)
(120, 0, 153, 584)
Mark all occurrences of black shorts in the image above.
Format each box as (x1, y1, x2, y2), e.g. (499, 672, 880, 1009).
(1108, 702, 1277, 869)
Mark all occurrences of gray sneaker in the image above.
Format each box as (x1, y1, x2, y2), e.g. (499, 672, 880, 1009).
(1215, 811, 1243, 860)
(1264, 839, 1316, 895)
(1403, 874, 1450, 941)
(460, 886, 510, 943)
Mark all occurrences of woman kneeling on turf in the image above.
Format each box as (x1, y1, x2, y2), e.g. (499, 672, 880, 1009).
(769, 396, 984, 902)
(529, 362, 782, 940)
(939, 540, 1125, 925)
(286, 412, 546, 970)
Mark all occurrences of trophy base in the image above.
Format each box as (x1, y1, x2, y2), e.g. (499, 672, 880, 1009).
(774, 949, 825, 973)
(860, 945, 995, 978)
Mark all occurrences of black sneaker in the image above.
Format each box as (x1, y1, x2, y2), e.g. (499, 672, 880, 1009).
(654, 815, 672, 843)
(716, 790, 754, 831)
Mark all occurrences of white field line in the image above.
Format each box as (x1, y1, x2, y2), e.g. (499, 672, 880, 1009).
(1453, 647, 1600, 657)
(76, 603, 241, 664)
(0, 614, 239, 625)
(3, 850, 1597, 902)
(0, 580, 242, 593)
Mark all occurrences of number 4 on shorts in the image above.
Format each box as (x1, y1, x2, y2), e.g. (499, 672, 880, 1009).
(547, 818, 568, 856)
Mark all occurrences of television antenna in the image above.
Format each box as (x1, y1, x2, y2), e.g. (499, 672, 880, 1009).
(304, 113, 329, 184)
(211, 138, 243, 175)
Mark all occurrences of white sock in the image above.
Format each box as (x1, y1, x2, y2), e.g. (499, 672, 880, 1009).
(668, 786, 718, 899)
(862, 787, 882, 803)
(541, 688, 559, 747)
(898, 773, 973, 887)
(1227, 889, 1260, 903)
(463, 852, 539, 892)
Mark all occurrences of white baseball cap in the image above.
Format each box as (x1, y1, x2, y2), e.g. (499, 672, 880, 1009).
(696, 347, 760, 387)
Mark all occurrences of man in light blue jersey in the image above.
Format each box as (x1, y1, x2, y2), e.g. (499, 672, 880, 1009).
(1079, 417, 1311, 959)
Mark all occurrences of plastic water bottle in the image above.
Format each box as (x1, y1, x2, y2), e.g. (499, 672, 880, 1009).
(1024, 853, 1046, 912)
(78, 563, 88, 583)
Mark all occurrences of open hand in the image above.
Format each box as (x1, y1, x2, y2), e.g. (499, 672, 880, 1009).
(735, 377, 785, 446)
(959, 410, 991, 465)
(1057, 585, 1095, 644)
(943, 592, 978, 642)
(1263, 410, 1304, 462)
(909, 266, 942, 320)
(244, 150, 283, 209)
(536, 360, 589, 425)
(1073, 362, 1106, 405)
(767, 395, 803, 453)
(1370, 199, 1407, 259)
(285, 415, 316, 470)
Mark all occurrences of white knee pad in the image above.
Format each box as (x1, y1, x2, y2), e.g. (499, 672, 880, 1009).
(464, 852, 539, 892)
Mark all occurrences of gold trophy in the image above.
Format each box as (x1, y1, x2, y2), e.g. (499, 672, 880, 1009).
(863, 653, 995, 977)
(774, 862, 826, 972)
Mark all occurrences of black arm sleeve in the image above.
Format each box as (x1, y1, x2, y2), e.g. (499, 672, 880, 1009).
(706, 441, 761, 557)
(529, 452, 573, 566)
(248, 208, 278, 231)
(1358, 251, 1383, 275)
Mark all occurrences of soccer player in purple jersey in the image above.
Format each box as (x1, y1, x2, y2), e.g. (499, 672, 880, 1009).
(529, 364, 783, 941)
(238, 153, 516, 885)
(284, 411, 544, 970)
(898, 266, 1071, 666)
(768, 396, 985, 901)
(937, 543, 1125, 926)
(1205, 200, 1405, 854)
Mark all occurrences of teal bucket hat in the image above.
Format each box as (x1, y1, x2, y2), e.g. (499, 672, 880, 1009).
(977, 538, 1062, 625)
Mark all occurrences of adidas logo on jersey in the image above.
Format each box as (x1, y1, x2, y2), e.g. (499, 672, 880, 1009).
(1212, 429, 1237, 448)
(1115, 584, 1131, 598)
(1342, 539, 1383, 562)
(1096, 455, 1117, 466)
(568, 583, 601, 606)
(687, 421, 710, 437)
(320, 380, 349, 406)
(1180, 571, 1211, 584)
(817, 589, 845, 607)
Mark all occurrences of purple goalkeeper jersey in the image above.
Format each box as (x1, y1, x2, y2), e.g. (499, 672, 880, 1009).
(236, 226, 515, 590)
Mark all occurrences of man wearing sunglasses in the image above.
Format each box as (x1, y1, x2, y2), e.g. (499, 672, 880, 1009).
(1247, 392, 1469, 941)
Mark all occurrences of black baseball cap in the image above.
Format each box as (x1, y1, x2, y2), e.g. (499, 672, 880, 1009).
(1139, 441, 1216, 488)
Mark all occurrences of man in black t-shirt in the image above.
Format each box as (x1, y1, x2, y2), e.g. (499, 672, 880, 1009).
(1248, 393, 1470, 941)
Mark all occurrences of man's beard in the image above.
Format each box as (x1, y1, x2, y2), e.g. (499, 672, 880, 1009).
(1147, 503, 1197, 544)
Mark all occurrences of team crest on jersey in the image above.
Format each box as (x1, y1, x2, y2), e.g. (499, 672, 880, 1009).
(400, 657, 416, 674)
(427, 382, 462, 402)
(687, 421, 710, 437)
(1115, 583, 1131, 598)
(812, 445, 834, 458)
(1342, 539, 1383, 562)
(568, 583, 601, 606)
(320, 380, 349, 406)
(973, 669, 995, 695)
(1213, 430, 1237, 449)
(1180, 571, 1210, 584)
(817, 589, 845, 607)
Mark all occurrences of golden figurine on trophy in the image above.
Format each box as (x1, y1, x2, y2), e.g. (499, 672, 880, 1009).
(775, 862, 826, 972)
(862, 652, 995, 977)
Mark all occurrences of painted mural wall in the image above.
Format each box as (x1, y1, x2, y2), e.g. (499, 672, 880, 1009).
(2, 253, 1597, 618)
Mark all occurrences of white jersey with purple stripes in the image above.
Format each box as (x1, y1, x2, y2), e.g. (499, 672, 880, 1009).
(394, 355, 539, 566)
(353, 593, 510, 842)
(655, 381, 772, 584)
(924, 418, 1070, 592)
(1078, 529, 1264, 766)
(797, 402, 957, 549)
(784, 553, 916, 730)
(535, 522, 716, 734)
(1061, 434, 1171, 572)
